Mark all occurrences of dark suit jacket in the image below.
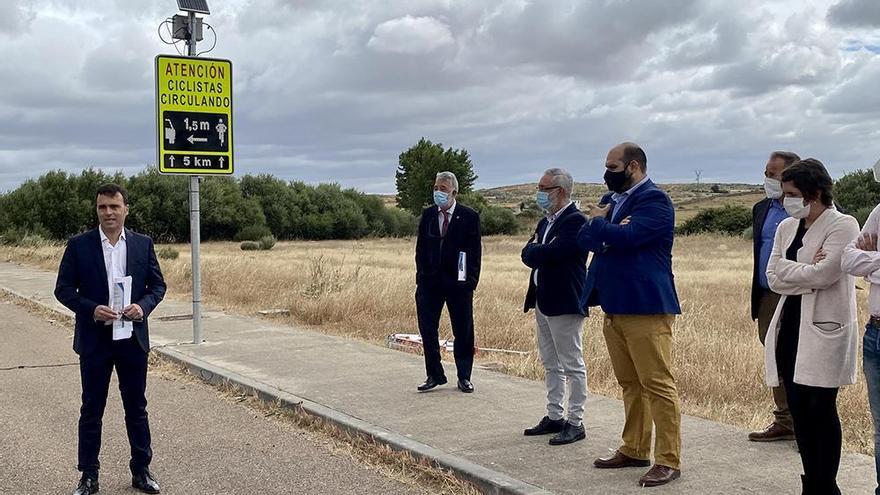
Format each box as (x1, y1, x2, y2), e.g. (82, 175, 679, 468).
(751, 198, 772, 320)
(521, 203, 588, 316)
(577, 179, 681, 315)
(55, 228, 166, 356)
(415, 203, 482, 291)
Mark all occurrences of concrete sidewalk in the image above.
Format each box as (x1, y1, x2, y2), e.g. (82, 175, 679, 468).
(1, 260, 875, 494)
(0, 299, 424, 495)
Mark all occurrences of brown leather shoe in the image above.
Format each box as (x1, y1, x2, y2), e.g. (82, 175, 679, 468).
(747, 422, 795, 442)
(639, 464, 681, 487)
(593, 450, 651, 469)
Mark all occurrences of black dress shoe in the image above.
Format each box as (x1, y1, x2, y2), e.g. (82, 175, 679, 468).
(549, 422, 586, 446)
(132, 469, 161, 494)
(417, 376, 447, 391)
(523, 416, 565, 436)
(73, 476, 99, 495)
(457, 379, 474, 393)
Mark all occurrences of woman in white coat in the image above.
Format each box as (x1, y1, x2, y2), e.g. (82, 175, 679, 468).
(765, 158, 860, 495)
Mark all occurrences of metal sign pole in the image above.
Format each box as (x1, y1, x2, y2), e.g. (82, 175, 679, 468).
(187, 11, 202, 345)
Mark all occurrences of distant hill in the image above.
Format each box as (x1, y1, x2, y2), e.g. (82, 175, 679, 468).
(376, 182, 765, 225)
(480, 182, 764, 225)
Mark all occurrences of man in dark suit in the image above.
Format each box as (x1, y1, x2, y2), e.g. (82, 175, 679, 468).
(577, 143, 682, 487)
(521, 168, 589, 445)
(414, 171, 482, 393)
(748, 151, 800, 442)
(55, 184, 166, 495)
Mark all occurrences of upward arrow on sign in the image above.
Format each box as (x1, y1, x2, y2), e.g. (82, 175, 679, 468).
(187, 135, 208, 144)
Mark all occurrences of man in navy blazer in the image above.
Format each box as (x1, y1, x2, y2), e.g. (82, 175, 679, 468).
(414, 171, 482, 393)
(521, 168, 589, 446)
(748, 151, 799, 443)
(577, 143, 683, 488)
(55, 184, 166, 495)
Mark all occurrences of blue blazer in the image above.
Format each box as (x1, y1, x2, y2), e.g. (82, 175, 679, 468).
(55, 228, 167, 356)
(577, 179, 681, 315)
(522, 203, 588, 316)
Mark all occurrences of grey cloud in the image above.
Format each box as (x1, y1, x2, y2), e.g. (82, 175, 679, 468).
(818, 58, 880, 114)
(462, 0, 700, 80)
(4, 0, 880, 195)
(0, 0, 35, 34)
(827, 0, 880, 27)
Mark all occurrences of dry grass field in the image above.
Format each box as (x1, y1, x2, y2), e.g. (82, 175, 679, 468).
(2, 234, 873, 455)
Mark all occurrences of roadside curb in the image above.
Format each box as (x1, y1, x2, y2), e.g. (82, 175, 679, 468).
(0, 285, 555, 495)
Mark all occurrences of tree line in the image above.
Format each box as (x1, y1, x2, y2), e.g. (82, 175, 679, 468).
(0, 138, 528, 244)
(0, 168, 416, 243)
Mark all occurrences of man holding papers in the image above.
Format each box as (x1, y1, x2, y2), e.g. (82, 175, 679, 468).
(55, 184, 166, 495)
(414, 171, 482, 393)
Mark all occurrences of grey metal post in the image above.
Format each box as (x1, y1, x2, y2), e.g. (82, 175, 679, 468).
(187, 11, 203, 344)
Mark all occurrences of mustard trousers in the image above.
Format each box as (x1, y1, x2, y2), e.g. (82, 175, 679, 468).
(602, 314, 682, 469)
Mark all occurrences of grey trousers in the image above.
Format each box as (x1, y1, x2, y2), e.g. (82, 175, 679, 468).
(536, 306, 588, 426)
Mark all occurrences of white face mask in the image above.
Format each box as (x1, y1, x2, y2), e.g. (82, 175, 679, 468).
(763, 177, 783, 199)
(783, 197, 811, 219)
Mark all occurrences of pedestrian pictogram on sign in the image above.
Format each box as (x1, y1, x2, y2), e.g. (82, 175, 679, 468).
(155, 55, 233, 175)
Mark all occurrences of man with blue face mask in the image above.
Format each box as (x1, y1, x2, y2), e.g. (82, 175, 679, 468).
(749, 151, 800, 443)
(414, 171, 482, 393)
(521, 168, 589, 445)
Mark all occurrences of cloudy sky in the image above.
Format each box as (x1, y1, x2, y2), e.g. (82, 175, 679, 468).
(1, 0, 880, 193)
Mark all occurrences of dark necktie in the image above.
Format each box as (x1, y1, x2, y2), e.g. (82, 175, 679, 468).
(440, 210, 450, 237)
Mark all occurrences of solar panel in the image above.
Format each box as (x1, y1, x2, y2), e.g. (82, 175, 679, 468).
(177, 0, 210, 14)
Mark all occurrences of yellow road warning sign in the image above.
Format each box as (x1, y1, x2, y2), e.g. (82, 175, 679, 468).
(155, 55, 233, 175)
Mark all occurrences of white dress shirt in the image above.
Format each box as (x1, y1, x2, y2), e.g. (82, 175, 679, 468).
(99, 227, 127, 325)
(437, 200, 457, 234)
(842, 204, 880, 316)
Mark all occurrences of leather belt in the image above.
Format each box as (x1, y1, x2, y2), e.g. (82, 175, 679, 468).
(870, 316, 880, 328)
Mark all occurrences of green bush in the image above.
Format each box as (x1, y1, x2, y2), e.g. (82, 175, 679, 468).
(2, 168, 420, 242)
(853, 206, 875, 228)
(1, 225, 52, 246)
(126, 168, 188, 242)
(234, 224, 273, 242)
(156, 246, 179, 260)
(835, 169, 880, 215)
(258, 235, 276, 250)
(741, 226, 754, 240)
(678, 206, 752, 236)
(240, 241, 260, 251)
(481, 205, 521, 235)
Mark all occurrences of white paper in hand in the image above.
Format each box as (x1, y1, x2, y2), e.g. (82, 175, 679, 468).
(112, 276, 133, 340)
(458, 252, 467, 282)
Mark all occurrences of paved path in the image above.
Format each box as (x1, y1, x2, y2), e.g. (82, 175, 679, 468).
(0, 298, 425, 495)
(0, 260, 875, 494)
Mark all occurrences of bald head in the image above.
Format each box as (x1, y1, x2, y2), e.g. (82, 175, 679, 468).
(611, 142, 647, 172)
(605, 142, 647, 192)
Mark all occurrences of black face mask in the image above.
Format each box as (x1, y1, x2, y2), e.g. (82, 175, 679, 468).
(604, 167, 631, 193)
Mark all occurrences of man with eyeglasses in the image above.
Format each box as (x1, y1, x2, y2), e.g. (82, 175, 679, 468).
(521, 168, 589, 445)
(748, 151, 800, 443)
